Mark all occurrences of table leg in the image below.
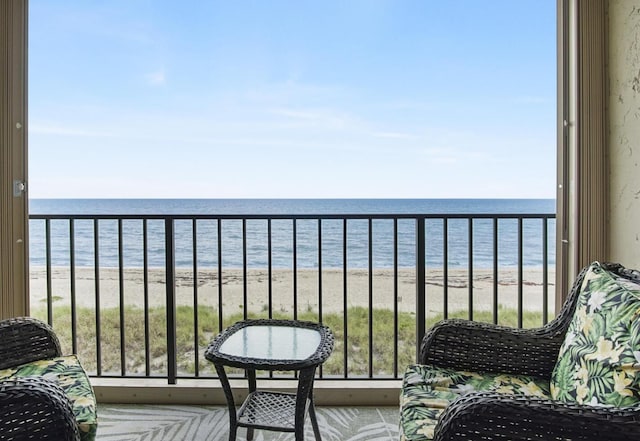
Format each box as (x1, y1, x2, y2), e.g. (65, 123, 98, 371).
(295, 367, 318, 441)
(215, 364, 238, 441)
(308, 395, 321, 441)
(247, 368, 257, 393)
(246, 369, 257, 441)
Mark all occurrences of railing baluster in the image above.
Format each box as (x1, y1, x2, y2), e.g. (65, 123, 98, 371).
(368, 218, 373, 378)
(118, 219, 125, 377)
(268, 219, 274, 379)
(242, 219, 247, 320)
(318, 218, 323, 322)
(192, 219, 199, 377)
(415, 217, 426, 363)
(393, 218, 399, 378)
(318, 218, 323, 378)
(443, 218, 448, 319)
(543, 218, 549, 324)
(217, 220, 223, 331)
(493, 218, 499, 324)
(165, 218, 177, 384)
(293, 219, 298, 320)
(69, 219, 77, 354)
(343, 218, 348, 379)
(468, 218, 473, 321)
(45, 219, 52, 325)
(143, 219, 150, 377)
(268, 219, 273, 319)
(518, 217, 524, 328)
(93, 219, 102, 376)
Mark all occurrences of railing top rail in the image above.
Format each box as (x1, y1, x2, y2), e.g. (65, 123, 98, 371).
(29, 213, 556, 221)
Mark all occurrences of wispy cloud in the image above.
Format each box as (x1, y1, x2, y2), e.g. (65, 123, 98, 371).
(145, 69, 166, 86)
(372, 131, 417, 140)
(419, 147, 462, 164)
(269, 107, 359, 130)
(270, 108, 323, 120)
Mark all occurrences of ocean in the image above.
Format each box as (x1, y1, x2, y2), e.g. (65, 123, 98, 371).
(29, 199, 556, 270)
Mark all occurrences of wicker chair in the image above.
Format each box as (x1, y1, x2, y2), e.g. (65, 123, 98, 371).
(0, 317, 97, 441)
(400, 262, 640, 441)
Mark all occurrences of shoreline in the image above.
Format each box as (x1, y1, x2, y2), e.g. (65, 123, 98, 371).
(29, 266, 556, 316)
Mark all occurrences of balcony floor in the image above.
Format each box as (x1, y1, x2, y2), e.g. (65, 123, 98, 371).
(96, 403, 400, 440)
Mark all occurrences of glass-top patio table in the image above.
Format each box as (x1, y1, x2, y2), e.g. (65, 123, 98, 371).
(205, 319, 334, 441)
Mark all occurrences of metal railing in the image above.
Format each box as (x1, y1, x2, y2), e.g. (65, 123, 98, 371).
(28, 212, 556, 383)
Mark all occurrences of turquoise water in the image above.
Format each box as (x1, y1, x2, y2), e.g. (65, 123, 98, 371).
(29, 199, 556, 269)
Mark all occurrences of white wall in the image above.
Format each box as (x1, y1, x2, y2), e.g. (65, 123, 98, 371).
(608, 0, 640, 269)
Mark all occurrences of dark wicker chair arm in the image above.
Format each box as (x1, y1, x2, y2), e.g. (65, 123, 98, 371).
(0, 317, 62, 370)
(0, 377, 80, 441)
(419, 319, 564, 379)
(433, 392, 640, 441)
(420, 264, 595, 379)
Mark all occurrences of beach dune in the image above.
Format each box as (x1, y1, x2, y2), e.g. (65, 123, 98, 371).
(30, 266, 556, 317)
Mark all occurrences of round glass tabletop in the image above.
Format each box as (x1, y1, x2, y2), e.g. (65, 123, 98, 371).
(218, 325, 321, 361)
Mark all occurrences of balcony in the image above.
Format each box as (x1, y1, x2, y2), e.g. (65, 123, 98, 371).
(28, 210, 556, 405)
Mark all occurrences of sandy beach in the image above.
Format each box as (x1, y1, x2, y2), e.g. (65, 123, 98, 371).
(29, 266, 556, 317)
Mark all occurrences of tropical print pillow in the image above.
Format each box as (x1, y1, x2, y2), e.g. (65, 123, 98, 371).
(550, 262, 640, 407)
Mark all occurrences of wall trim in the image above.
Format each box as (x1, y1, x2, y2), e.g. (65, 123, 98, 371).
(92, 378, 402, 407)
(0, 0, 29, 319)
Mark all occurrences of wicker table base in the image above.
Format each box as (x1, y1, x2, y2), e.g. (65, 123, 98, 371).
(205, 319, 334, 441)
(237, 390, 319, 437)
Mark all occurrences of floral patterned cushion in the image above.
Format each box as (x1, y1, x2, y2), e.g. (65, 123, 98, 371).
(550, 261, 640, 407)
(399, 364, 550, 441)
(0, 355, 97, 441)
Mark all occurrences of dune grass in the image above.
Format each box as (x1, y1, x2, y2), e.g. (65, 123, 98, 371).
(31, 305, 549, 378)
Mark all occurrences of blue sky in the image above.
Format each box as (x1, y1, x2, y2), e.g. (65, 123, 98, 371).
(28, 1, 556, 199)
